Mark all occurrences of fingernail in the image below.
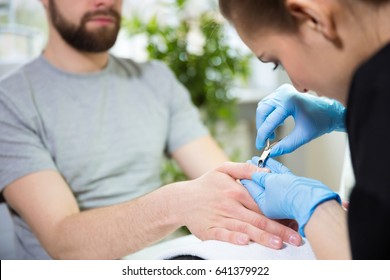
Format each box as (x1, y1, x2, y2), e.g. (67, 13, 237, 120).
(288, 234, 301, 246)
(237, 235, 249, 245)
(270, 236, 282, 249)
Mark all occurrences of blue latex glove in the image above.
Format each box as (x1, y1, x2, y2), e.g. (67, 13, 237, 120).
(241, 157, 341, 236)
(256, 84, 346, 157)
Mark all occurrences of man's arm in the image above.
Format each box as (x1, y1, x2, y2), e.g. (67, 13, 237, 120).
(4, 161, 286, 259)
(172, 135, 302, 247)
(172, 135, 229, 179)
(3, 170, 181, 259)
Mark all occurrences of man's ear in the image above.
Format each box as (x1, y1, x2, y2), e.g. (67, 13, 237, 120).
(285, 0, 339, 42)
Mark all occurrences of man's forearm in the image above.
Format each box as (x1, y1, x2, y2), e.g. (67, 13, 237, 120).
(50, 183, 182, 259)
(6, 163, 302, 259)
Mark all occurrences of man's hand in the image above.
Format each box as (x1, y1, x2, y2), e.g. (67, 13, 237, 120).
(175, 162, 302, 249)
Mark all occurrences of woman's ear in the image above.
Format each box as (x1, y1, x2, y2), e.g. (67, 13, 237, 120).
(285, 0, 339, 42)
(40, 0, 49, 9)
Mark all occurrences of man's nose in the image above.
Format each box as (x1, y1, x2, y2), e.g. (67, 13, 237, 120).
(94, 0, 116, 8)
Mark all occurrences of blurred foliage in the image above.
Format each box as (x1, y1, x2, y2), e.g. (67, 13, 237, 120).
(123, 0, 251, 183)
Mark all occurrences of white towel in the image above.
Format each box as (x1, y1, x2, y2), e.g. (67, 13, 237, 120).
(156, 234, 316, 260)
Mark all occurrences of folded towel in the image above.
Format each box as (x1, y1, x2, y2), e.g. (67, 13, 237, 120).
(156, 234, 316, 260)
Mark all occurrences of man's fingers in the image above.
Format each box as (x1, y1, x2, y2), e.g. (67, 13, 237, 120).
(207, 219, 283, 249)
(201, 192, 302, 247)
(217, 162, 264, 181)
(255, 218, 302, 246)
(206, 228, 250, 246)
(277, 219, 299, 232)
(232, 219, 283, 249)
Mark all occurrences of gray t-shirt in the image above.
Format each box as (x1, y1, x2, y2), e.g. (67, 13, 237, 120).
(0, 55, 208, 259)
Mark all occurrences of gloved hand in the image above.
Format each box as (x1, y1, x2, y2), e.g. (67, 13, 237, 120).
(256, 84, 346, 157)
(241, 157, 341, 236)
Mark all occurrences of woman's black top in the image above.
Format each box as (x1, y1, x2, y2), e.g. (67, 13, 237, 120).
(346, 42, 390, 259)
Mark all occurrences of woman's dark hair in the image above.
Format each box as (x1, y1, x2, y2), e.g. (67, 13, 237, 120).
(219, 0, 298, 34)
(361, 0, 390, 3)
(219, 0, 390, 34)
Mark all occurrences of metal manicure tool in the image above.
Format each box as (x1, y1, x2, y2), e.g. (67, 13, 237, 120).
(257, 139, 279, 167)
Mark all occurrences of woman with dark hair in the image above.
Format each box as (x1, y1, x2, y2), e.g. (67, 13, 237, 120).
(219, 0, 390, 259)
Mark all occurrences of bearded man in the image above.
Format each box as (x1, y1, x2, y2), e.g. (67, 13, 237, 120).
(0, 0, 301, 259)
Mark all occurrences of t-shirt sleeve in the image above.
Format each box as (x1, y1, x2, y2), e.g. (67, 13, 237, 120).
(150, 62, 209, 154)
(0, 91, 57, 194)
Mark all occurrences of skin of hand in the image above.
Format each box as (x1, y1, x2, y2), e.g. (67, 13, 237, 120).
(174, 161, 302, 248)
(3, 161, 301, 259)
(173, 136, 303, 247)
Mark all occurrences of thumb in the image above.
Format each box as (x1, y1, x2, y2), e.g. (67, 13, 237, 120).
(252, 171, 275, 188)
(240, 179, 264, 203)
(265, 158, 291, 174)
(269, 131, 303, 157)
(256, 107, 288, 150)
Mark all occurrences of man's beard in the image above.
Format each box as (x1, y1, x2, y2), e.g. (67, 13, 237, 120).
(48, 0, 121, 52)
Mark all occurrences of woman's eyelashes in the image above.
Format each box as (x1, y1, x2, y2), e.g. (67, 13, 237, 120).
(272, 62, 284, 71)
(257, 55, 284, 71)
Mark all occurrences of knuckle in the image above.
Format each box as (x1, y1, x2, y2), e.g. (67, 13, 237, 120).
(219, 201, 232, 213)
(217, 161, 233, 173)
(226, 188, 245, 201)
(202, 229, 214, 241)
(236, 223, 250, 234)
(258, 232, 273, 246)
(213, 229, 226, 242)
(236, 190, 248, 202)
(254, 215, 268, 230)
(241, 162, 256, 174)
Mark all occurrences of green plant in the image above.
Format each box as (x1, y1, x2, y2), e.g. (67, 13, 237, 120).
(123, 0, 251, 183)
